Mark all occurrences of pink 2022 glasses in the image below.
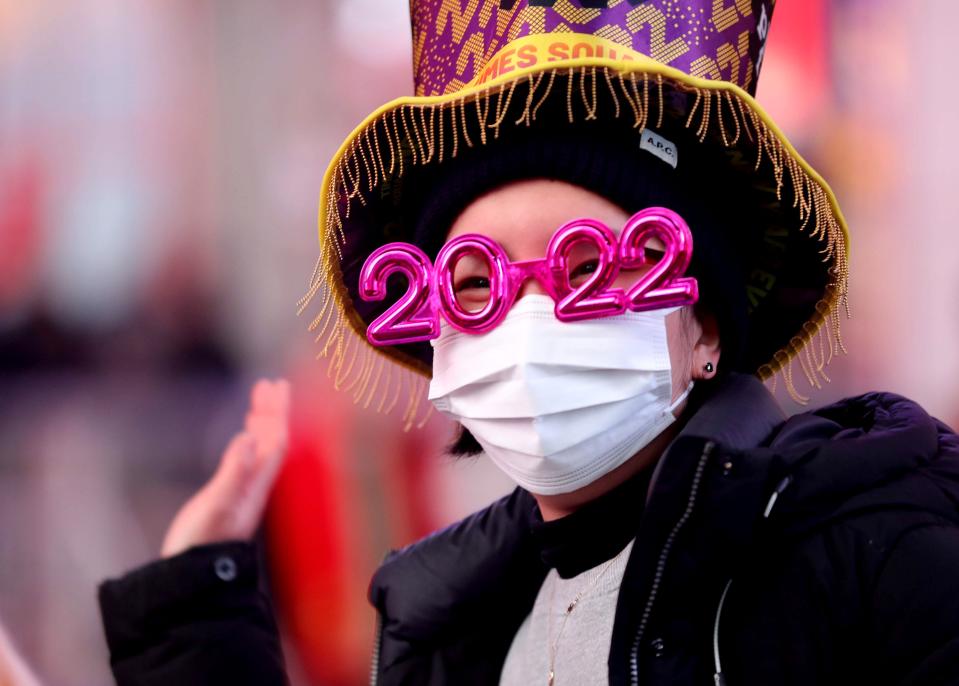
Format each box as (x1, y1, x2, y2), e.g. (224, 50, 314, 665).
(358, 207, 698, 346)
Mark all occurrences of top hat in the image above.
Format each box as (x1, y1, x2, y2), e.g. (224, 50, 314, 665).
(300, 0, 849, 426)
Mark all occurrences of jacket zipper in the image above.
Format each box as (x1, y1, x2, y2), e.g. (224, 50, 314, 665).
(711, 579, 733, 686)
(710, 476, 792, 686)
(630, 440, 716, 685)
(370, 550, 394, 686)
(369, 609, 384, 686)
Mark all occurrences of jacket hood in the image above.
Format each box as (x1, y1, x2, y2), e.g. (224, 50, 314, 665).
(764, 390, 959, 533)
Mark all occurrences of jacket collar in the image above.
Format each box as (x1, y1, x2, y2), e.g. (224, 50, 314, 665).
(679, 373, 786, 450)
(644, 373, 785, 506)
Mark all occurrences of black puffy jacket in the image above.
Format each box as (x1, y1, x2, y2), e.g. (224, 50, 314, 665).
(99, 374, 959, 685)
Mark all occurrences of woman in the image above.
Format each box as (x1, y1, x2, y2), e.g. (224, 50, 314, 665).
(100, 2, 959, 684)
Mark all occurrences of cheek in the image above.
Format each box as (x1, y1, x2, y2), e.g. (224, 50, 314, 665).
(610, 262, 660, 292)
(611, 268, 647, 292)
(611, 271, 634, 291)
(664, 309, 692, 394)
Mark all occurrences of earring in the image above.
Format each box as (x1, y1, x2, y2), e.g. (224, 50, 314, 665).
(703, 361, 714, 374)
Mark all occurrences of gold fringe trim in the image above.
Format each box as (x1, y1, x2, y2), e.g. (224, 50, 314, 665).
(302, 66, 851, 421)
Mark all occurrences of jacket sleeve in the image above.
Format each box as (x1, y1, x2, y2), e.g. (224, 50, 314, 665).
(871, 523, 959, 686)
(98, 541, 288, 686)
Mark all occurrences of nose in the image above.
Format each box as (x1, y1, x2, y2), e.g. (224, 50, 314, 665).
(515, 275, 549, 299)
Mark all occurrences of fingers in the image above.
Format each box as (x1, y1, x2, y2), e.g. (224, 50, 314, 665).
(160, 379, 293, 558)
(214, 431, 257, 486)
(246, 378, 290, 453)
(242, 377, 291, 501)
(250, 378, 291, 417)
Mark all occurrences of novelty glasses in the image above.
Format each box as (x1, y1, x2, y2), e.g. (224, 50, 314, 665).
(358, 207, 698, 346)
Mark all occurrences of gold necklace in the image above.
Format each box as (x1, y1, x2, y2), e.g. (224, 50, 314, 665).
(545, 544, 630, 686)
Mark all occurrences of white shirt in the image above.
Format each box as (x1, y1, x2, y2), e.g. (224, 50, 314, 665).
(499, 539, 635, 686)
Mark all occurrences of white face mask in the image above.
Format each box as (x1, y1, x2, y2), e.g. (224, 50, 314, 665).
(428, 295, 693, 495)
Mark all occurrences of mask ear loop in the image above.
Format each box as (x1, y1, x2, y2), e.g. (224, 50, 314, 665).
(667, 380, 695, 415)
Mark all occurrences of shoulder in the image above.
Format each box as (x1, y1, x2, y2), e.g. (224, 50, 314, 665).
(774, 389, 953, 450)
(368, 487, 542, 623)
(768, 389, 959, 522)
(372, 486, 536, 586)
(756, 388, 959, 599)
(367, 487, 547, 660)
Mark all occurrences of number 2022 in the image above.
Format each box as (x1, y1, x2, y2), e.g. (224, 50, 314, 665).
(358, 207, 699, 346)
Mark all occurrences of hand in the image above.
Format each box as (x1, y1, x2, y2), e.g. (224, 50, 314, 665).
(161, 378, 291, 558)
(0, 618, 42, 686)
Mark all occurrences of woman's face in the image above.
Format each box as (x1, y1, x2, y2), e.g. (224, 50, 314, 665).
(445, 178, 720, 404)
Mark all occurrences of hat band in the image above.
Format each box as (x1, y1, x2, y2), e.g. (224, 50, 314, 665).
(470, 34, 647, 89)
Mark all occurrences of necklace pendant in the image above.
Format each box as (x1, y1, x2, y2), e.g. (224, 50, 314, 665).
(548, 669, 554, 686)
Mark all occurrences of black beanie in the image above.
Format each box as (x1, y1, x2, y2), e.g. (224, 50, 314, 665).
(410, 127, 751, 372)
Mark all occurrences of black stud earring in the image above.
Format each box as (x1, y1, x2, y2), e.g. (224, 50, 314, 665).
(703, 361, 714, 374)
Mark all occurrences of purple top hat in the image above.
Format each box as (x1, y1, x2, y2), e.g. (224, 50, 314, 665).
(413, 0, 772, 97)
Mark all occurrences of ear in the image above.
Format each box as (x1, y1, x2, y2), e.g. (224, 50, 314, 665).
(690, 310, 722, 380)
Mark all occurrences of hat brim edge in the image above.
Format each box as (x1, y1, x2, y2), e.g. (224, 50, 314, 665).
(302, 53, 850, 418)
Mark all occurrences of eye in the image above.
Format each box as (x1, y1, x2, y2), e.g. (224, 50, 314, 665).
(569, 259, 599, 283)
(453, 275, 492, 313)
(642, 247, 666, 263)
(454, 276, 491, 292)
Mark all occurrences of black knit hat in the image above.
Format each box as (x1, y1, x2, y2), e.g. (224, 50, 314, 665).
(409, 126, 751, 372)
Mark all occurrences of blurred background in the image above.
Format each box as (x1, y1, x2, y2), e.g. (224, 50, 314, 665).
(1, 1, 957, 684)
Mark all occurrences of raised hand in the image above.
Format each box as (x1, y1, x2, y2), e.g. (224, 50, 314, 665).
(161, 378, 291, 558)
